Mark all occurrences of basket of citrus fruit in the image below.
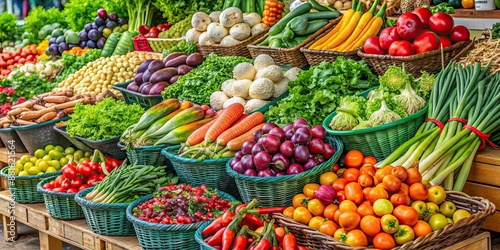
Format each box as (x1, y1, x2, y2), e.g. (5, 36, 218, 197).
(0, 145, 92, 203)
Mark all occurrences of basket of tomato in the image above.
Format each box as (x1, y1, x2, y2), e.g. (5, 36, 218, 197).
(126, 183, 237, 250)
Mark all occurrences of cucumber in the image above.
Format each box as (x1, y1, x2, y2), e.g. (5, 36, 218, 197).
(300, 11, 341, 21)
(269, 3, 312, 36)
(100, 32, 122, 57)
(300, 19, 329, 36)
(269, 38, 283, 48)
(309, 0, 331, 11)
(281, 28, 295, 43)
(112, 31, 134, 56)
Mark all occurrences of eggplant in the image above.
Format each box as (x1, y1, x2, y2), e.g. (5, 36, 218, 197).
(186, 53, 204, 67)
(177, 65, 193, 75)
(139, 82, 152, 94)
(163, 52, 187, 64)
(164, 55, 188, 68)
(142, 69, 152, 83)
(147, 59, 164, 73)
(150, 67, 177, 84)
(134, 73, 144, 85)
(149, 82, 169, 95)
(137, 59, 154, 74)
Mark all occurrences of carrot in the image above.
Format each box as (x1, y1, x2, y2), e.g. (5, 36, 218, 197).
(233, 113, 249, 125)
(216, 112, 264, 146)
(204, 103, 244, 144)
(225, 123, 265, 151)
(184, 111, 222, 146)
(179, 100, 193, 110)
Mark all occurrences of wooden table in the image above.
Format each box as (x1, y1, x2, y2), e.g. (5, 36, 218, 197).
(0, 190, 141, 250)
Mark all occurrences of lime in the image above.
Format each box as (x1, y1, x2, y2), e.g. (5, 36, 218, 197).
(15, 162, 23, 170)
(49, 150, 63, 160)
(23, 162, 33, 171)
(64, 147, 75, 155)
(73, 150, 84, 160)
(38, 161, 49, 172)
(19, 155, 31, 164)
(18, 171, 29, 176)
(79, 157, 89, 163)
(14, 168, 20, 175)
(37, 172, 45, 175)
(45, 167, 57, 173)
(42, 155, 52, 161)
(44, 145, 55, 154)
(30, 157, 38, 165)
(54, 145, 64, 152)
(84, 151, 92, 158)
(28, 166, 40, 175)
(50, 160, 61, 169)
(59, 157, 69, 166)
(34, 149, 46, 159)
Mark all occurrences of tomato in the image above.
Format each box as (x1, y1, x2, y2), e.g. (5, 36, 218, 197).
(71, 177, 83, 188)
(332, 178, 348, 192)
(77, 163, 93, 177)
(334, 228, 347, 241)
(343, 168, 360, 183)
(362, 187, 371, 201)
(78, 185, 88, 191)
(345, 150, 364, 168)
(333, 209, 342, 224)
(283, 206, 295, 218)
(308, 216, 325, 229)
(412, 7, 433, 28)
(462, 0, 474, 8)
(394, 225, 415, 245)
(388, 40, 415, 56)
(373, 232, 396, 249)
(18, 58, 25, 64)
(405, 167, 422, 185)
(339, 200, 358, 212)
(368, 187, 389, 204)
(362, 156, 377, 165)
(332, 163, 340, 173)
(374, 197, 395, 217)
(357, 202, 374, 217)
(359, 164, 376, 176)
(363, 36, 386, 55)
(374, 165, 393, 183)
(391, 166, 408, 182)
(360, 215, 381, 236)
(343, 229, 368, 247)
(336, 168, 347, 178)
(293, 207, 313, 225)
(344, 182, 363, 204)
(338, 211, 361, 231)
(449, 25, 470, 43)
(393, 205, 419, 226)
(400, 183, 409, 196)
(323, 204, 339, 220)
(54, 175, 65, 188)
(396, 12, 423, 40)
(320, 172, 338, 185)
(382, 175, 401, 193)
(429, 213, 448, 231)
(429, 12, 454, 35)
(292, 193, 308, 208)
(319, 220, 337, 236)
(52, 187, 65, 192)
(409, 182, 428, 201)
(413, 220, 432, 237)
(413, 31, 439, 54)
(390, 193, 410, 206)
(439, 36, 453, 48)
(66, 188, 77, 193)
(61, 179, 71, 190)
(381, 214, 400, 234)
(308, 198, 325, 216)
(378, 27, 400, 51)
(358, 174, 373, 188)
(303, 183, 320, 199)
(62, 165, 77, 179)
(336, 190, 346, 203)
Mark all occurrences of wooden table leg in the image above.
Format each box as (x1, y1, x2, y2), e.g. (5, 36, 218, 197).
(2, 214, 17, 241)
(39, 231, 62, 250)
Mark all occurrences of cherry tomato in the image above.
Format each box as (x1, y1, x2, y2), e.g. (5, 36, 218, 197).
(336, 190, 346, 203)
(307, 198, 325, 216)
(393, 205, 419, 226)
(78, 184, 89, 191)
(303, 183, 320, 199)
(293, 207, 313, 225)
(71, 177, 83, 188)
(345, 150, 364, 168)
(343, 168, 360, 183)
(345, 182, 363, 204)
(373, 232, 396, 249)
(66, 188, 77, 193)
(54, 175, 65, 188)
(338, 211, 360, 231)
(360, 215, 381, 236)
(52, 187, 65, 192)
(409, 182, 428, 201)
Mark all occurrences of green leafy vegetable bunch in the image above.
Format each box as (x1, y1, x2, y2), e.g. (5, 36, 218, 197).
(0, 13, 18, 42)
(153, 0, 223, 24)
(163, 40, 197, 56)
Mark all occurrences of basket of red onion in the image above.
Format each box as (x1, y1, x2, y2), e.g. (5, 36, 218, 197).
(226, 118, 344, 207)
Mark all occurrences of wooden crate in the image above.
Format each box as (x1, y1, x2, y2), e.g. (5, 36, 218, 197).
(463, 147, 500, 233)
(443, 231, 491, 250)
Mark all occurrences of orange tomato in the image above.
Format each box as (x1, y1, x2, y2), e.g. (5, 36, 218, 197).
(337, 190, 346, 203)
(390, 193, 411, 206)
(345, 150, 364, 168)
(320, 172, 338, 185)
(283, 206, 295, 218)
(308, 198, 325, 216)
(292, 194, 308, 208)
(338, 211, 361, 231)
(344, 229, 368, 247)
(360, 215, 381, 236)
(357, 202, 374, 217)
(256, 226, 265, 233)
(275, 227, 285, 243)
(359, 164, 376, 176)
(409, 182, 429, 201)
(345, 182, 363, 204)
(382, 174, 402, 193)
(334, 228, 347, 241)
(323, 204, 339, 221)
(373, 232, 396, 249)
(462, 0, 474, 8)
(391, 166, 408, 181)
(309, 216, 326, 229)
(406, 167, 422, 185)
(413, 220, 432, 237)
(362, 187, 371, 201)
(374, 165, 394, 183)
(332, 178, 348, 192)
(362, 156, 377, 165)
(303, 183, 320, 199)
(393, 205, 419, 227)
(358, 174, 373, 188)
(334, 209, 342, 224)
(343, 168, 360, 183)
(293, 207, 313, 225)
(339, 200, 358, 212)
(400, 183, 410, 196)
(319, 220, 337, 236)
(368, 187, 389, 204)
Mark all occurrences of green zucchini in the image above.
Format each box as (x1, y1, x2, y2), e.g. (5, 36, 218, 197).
(269, 3, 312, 36)
(269, 38, 283, 48)
(100, 32, 122, 57)
(281, 27, 295, 43)
(112, 31, 134, 56)
(309, 0, 331, 11)
(300, 11, 341, 21)
(300, 19, 329, 36)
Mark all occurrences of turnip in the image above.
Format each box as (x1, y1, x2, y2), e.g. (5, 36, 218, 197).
(220, 35, 240, 45)
(219, 7, 243, 28)
(251, 23, 268, 36)
(229, 23, 251, 41)
(243, 13, 261, 27)
(198, 32, 214, 45)
(207, 23, 228, 43)
(191, 12, 211, 31)
(209, 11, 222, 23)
(185, 28, 202, 42)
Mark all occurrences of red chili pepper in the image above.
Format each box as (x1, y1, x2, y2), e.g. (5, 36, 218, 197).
(231, 225, 249, 250)
(275, 227, 285, 244)
(271, 225, 280, 250)
(221, 211, 234, 227)
(235, 204, 247, 213)
(254, 220, 275, 250)
(245, 207, 288, 215)
(203, 217, 223, 235)
(222, 199, 259, 250)
(297, 246, 308, 250)
(243, 214, 264, 227)
(204, 235, 213, 243)
(207, 226, 226, 246)
(282, 227, 298, 250)
(248, 246, 256, 250)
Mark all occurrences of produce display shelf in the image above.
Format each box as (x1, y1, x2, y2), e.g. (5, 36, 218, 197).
(0, 147, 30, 191)
(449, 8, 500, 19)
(0, 190, 141, 250)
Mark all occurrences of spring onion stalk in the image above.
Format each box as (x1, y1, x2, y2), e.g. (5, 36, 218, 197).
(125, 0, 155, 32)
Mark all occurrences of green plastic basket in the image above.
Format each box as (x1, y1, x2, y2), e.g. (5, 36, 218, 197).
(117, 142, 168, 166)
(322, 87, 428, 161)
(226, 136, 343, 207)
(161, 146, 240, 199)
(126, 191, 237, 250)
(194, 222, 216, 250)
(114, 81, 163, 109)
(0, 167, 61, 204)
(74, 187, 136, 236)
(75, 135, 126, 160)
(249, 90, 289, 114)
(37, 176, 84, 220)
(52, 126, 93, 152)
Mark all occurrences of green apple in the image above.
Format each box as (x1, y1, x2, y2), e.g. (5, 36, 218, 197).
(411, 201, 428, 220)
(425, 202, 439, 221)
(429, 214, 448, 231)
(427, 185, 446, 205)
(439, 201, 457, 218)
(453, 209, 471, 223)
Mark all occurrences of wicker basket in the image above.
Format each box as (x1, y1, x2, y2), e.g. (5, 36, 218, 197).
(74, 187, 136, 236)
(0, 167, 61, 204)
(197, 30, 268, 58)
(357, 40, 475, 77)
(126, 191, 237, 250)
(37, 176, 84, 220)
(147, 37, 185, 53)
(226, 136, 343, 207)
(194, 221, 217, 250)
(247, 19, 339, 68)
(113, 81, 163, 109)
(117, 142, 168, 166)
(75, 135, 126, 160)
(0, 127, 27, 153)
(273, 191, 496, 250)
(161, 146, 239, 199)
(52, 125, 93, 152)
(322, 87, 427, 161)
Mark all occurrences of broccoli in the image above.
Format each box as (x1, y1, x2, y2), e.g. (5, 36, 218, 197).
(415, 71, 436, 99)
(366, 91, 407, 119)
(379, 65, 412, 93)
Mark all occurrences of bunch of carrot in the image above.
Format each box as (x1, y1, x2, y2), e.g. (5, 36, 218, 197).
(178, 103, 265, 160)
(309, 0, 386, 52)
(202, 199, 308, 250)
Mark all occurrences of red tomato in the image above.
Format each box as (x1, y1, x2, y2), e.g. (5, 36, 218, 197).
(54, 175, 65, 188)
(388, 40, 415, 56)
(332, 178, 348, 192)
(62, 165, 78, 179)
(429, 12, 454, 35)
(413, 31, 439, 54)
(149, 27, 160, 35)
(344, 182, 363, 204)
(71, 177, 83, 188)
(52, 187, 65, 192)
(26, 55, 35, 62)
(18, 58, 26, 64)
(61, 179, 72, 190)
(66, 188, 77, 193)
(449, 25, 470, 43)
(77, 163, 93, 177)
(390, 193, 410, 206)
(343, 168, 360, 183)
(363, 36, 385, 55)
(412, 7, 433, 28)
(379, 27, 400, 51)
(439, 36, 453, 48)
(396, 12, 423, 40)
(78, 184, 89, 191)
(13, 56, 20, 63)
(393, 205, 419, 226)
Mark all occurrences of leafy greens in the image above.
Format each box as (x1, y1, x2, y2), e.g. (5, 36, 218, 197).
(153, 0, 223, 24)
